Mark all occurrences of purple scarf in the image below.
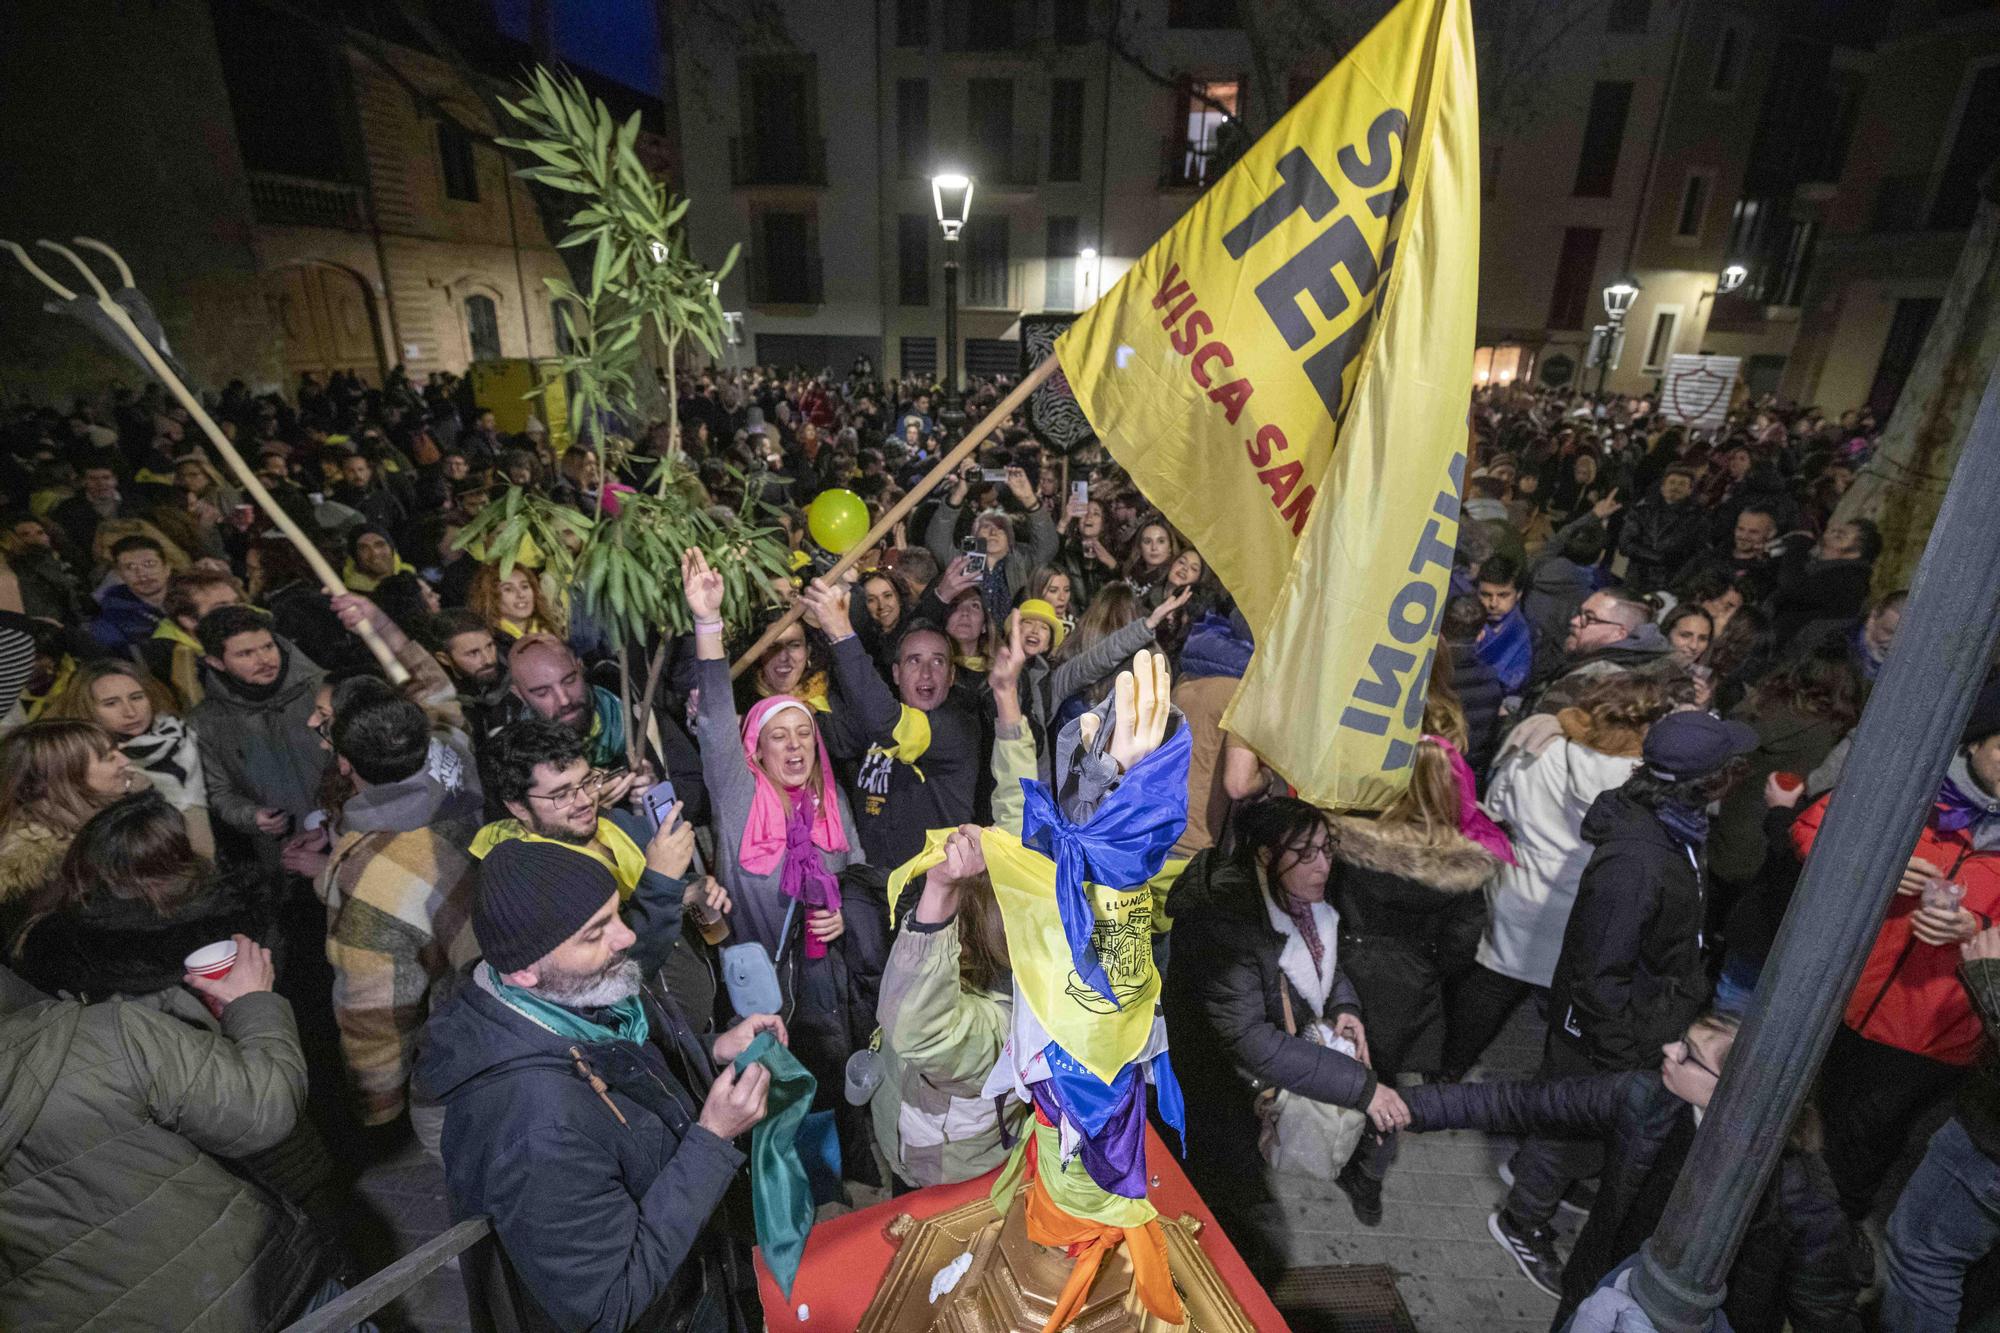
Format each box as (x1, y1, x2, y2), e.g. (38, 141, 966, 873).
(1936, 775, 1999, 836)
(780, 789, 843, 958)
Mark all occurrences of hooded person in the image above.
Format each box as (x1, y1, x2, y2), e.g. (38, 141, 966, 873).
(413, 840, 783, 1332)
(341, 525, 415, 593)
(1522, 587, 1675, 718)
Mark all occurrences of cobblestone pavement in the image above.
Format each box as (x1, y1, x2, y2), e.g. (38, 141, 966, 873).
(349, 1001, 1565, 1331)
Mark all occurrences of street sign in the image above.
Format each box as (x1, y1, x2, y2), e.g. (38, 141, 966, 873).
(1661, 353, 1740, 431)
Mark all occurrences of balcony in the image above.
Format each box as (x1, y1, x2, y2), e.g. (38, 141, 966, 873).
(1159, 136, 1235, 191)
(747, 252, 824, 306)
(730, 136, 828, 189)
(248, 172, 366, 230)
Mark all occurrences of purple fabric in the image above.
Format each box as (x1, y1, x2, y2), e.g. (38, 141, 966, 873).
(780, 791, 843, 958)
(1935, 777, 1996, 836)
(1031, 1071, 1149, 1199)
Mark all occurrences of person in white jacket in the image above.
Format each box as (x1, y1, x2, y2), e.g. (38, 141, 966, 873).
(1443, 674, 1672, 1076)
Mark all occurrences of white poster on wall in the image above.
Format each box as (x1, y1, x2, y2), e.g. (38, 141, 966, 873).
(1660, 354, 1741, 432)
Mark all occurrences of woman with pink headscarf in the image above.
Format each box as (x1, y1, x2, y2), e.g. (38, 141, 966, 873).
(681, 549, 864, 970)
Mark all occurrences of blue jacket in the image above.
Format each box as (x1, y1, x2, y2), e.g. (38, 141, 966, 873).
(87, 583, 163, 654)
(412, 977, 745, 1332)
(1475, 606, 1534, 694)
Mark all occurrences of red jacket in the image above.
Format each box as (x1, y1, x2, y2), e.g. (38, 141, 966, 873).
(1792, 795, 2000, 1065)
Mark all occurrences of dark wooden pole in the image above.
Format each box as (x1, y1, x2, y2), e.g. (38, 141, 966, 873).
(1629, 354, 2000, 1330)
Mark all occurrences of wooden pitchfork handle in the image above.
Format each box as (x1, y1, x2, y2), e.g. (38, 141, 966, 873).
(3, 237, 407, 683)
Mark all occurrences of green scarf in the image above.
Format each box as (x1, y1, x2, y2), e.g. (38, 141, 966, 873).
(734, 1031, 818, 1296)
(483, 962, 651, 1046)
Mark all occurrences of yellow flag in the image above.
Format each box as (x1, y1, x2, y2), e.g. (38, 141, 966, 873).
(1056, 0, 1479, 809)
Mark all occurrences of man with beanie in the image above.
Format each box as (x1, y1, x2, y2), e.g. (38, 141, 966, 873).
(1789, 679, 2000, 1223)
(414, 840, 782, 1331)
(1490, 710, 1755, 1297)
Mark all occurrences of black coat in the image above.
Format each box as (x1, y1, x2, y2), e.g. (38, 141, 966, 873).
(1405, 1072, 1860, 1332)
(1327, 816, 1497, 1078)
(413, 979, 751, 1333)
(1547, 791, 1712, 1071)
(1617, 495, 1708, 593)
(1162, 851, 1376, 1194)
(1446, 641, 1504, 775)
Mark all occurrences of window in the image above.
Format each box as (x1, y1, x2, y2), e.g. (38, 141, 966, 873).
(464, 294, 500, 361)
(964, 215, 1010, 307)
(1572, 81, 1633, 197)
(1046, 216, 1079, 309)
(550, 299, 578, 355)
(968, 79, 1016, 183)
(964, 0, 1018, 50)
(896, 79, 930, 179)
(1932, 64, 2000, 230)
(1710, 25, 1744, 97)
(1606, 0, 1649, 33)
(1642, 307, 1679, 371)
(898, 214, 930, 307)
(1547, 227, 1602, 330)
(895, 0, 929, 47)
(1049, 79, 1086, 183)
(754, 212, 819, 304)
(901, 335, 938, 378)
(1168, 0, 1240, 27)
(1053, 2, 1088, 44)
(1674, 173, 1710, 240)
(1171, 78, 1242, 188)
(438, 120, 479, 202)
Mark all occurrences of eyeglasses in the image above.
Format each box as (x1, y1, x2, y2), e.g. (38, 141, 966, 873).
(1674, 1034, 1723, 1080)
(1573, 608, 1622, 630)
(526, 771, 607, 806)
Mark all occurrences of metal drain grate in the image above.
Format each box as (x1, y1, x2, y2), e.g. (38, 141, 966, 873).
(1266, 1264, 1418, 1333)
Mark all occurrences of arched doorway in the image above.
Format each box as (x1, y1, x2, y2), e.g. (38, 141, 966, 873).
(263, 263, 385, 387)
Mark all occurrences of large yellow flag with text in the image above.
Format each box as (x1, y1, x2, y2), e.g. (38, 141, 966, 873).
(1055, 0, 1479, 808)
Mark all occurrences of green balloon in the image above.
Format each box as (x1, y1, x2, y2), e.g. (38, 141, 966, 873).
(807, 488, 870, 554)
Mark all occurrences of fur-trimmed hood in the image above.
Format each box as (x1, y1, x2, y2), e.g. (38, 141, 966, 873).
(1330, 815, 1500, 894)
(10, 877, 275, 1003)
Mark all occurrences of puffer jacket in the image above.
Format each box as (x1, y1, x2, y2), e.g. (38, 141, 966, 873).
(0, 966, 328, 1332)
(1478, 715, 1644, 988)
(1162, 851, 1375, 1192)
(868, 915, 1023, 1188)
(1405, 1071, 1860, 1332)
(1793, 760, 2000, 1066)
(1328, 815, 1497, 1077)
(190, 638, 328, 836)
(1547, 789, 1712, 1071)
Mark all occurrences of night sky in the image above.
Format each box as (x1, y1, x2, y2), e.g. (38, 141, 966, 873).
(491, 0, 662, 95)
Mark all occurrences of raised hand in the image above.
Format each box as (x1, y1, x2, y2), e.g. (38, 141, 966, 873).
(988, 612, 1027, 695)
(800, 577, 853, 640)
(682, 547, 726, 623)
(942, 824, 986, 880)
(1106, 648, 1173, 772)
(1146, 586, 1193, 629)
(935, 555, 980, 604)
(1005, 466, 1037, 509)
(1591, 488, 1623, 521)
(645, 800, 696, 879)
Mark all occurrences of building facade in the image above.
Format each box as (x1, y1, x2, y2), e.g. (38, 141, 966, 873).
(0, 0, 670, 402)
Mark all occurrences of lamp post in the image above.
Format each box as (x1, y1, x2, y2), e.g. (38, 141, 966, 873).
(1595, 275, 1640, 397)
(1079, 246, 1100, 307)
(931, 171, 974, 433)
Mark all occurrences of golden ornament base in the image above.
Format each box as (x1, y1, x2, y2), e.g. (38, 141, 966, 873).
(856, 1192, 1255, 1333)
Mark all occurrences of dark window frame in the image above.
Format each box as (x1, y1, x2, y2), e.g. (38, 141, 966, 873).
(438, 119, 480, 202)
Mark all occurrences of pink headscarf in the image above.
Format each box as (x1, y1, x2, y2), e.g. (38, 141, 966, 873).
(739, 696, 849, 876)
(1428, 734, 1517, 866)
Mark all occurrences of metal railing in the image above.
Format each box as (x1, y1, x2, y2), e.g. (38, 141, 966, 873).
(248, 173, 367, 230)
(1158, 135, 1234, 190)
(729, 136, 828, 188)
(282, 1217, 492, 1332)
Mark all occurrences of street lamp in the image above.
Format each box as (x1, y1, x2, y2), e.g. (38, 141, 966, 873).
(1594, 275, 1641, 396)
(931, 172, 974, 430)
(1079, 247, 1100, 307)
(1719, 262, 1748, 293)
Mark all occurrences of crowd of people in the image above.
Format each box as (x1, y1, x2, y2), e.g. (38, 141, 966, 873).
(0, 361, 1992, 1333)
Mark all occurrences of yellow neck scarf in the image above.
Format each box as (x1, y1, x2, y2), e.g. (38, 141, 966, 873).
(468, 817, 649, 898)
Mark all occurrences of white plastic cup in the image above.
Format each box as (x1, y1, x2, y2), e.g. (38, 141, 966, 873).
(184, 939, 238, 981)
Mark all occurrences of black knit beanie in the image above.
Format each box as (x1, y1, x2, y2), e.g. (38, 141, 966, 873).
(475, 840, 620, 973)
(1965, 679, 2000, 749)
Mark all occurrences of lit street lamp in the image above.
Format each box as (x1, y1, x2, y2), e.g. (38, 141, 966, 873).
(931, 171, 974, 431)
(1594, 275, 1640, 396)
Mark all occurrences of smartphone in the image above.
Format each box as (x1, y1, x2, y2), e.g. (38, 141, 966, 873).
(641, 778, 679, 833)
(1070, 480, 1090, 509)
(959, 536, 988, 577)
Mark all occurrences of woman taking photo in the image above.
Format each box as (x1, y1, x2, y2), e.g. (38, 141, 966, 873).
(1054, 497, 1122, 608)
(1164, 798, 1409, 1279)
(49, 660, 213, 860)
(1327, 736, 1503, 1223)
(0, 720, 138, 943)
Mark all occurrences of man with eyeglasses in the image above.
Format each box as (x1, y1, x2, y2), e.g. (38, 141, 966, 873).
(1521, 587, 1673, 717)
(87, 535, 172, 653)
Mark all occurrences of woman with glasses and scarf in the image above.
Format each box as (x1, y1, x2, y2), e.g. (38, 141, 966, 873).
(1402, 1012, 1861, 1332)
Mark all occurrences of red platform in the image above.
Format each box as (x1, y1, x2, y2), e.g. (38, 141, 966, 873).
(755, 1126, 1287, 1330)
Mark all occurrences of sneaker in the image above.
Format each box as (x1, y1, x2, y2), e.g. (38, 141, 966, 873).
(1496, 1161, 1594, 1217)
(1335, 1160, 1384, 1227)
(1489, 1209, 1564, 1299)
